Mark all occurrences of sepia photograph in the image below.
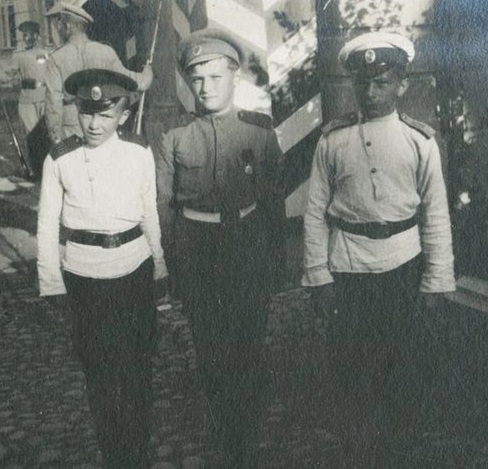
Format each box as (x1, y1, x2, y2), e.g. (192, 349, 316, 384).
(0, 0, 486, 467)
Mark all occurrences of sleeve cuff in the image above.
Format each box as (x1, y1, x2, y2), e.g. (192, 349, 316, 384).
(301, 267, 334, 287)
(419, 275, 456, 293)
(39, 284, 67, 296)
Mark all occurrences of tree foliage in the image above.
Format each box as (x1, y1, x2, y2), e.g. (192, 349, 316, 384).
(339, 0, 403, 30)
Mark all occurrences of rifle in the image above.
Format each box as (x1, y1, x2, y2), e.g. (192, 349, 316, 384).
(1, 98, 34, 180)
(133, 0, 164, 135)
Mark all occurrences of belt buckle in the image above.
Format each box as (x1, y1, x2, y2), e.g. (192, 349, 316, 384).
(101, 235, 122, 249)
(367, 224, 390, 239)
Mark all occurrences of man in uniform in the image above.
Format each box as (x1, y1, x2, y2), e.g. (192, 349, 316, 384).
(302, 32, 456, 467)
(1, 21, 49, 133)
(37, 68, 167, 468)
(155, 29, 285, 468)
(44, 0, 153, 143)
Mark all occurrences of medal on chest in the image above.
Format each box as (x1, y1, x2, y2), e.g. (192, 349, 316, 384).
(241, 149, 254, 175)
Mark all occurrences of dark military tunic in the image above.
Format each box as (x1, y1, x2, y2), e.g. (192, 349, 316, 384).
(155, 107, 284, 466)
(156, 108, 282, 226)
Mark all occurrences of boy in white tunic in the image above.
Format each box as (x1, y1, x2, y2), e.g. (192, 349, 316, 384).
(37, 68, 167, 469)
(303, 32, 455, 467)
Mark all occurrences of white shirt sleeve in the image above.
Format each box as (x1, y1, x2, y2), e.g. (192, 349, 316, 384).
(302, 136, 335, 287)
(417, 138, 456, 292)
(37, 155, 67, 296)
(140, 146, 168, 279)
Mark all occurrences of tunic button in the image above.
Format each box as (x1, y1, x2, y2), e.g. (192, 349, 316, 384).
(366, 141, 372, 147)
(370, 167, 377, 173)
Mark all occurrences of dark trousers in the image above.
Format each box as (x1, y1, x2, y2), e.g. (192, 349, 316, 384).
(177, 212, 270, 467)
(329, 255, 426, 467)
(64, 258, 156, 469)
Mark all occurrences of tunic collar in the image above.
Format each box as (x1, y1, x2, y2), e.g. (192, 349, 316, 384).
(360, 109, 399, 124)
(199, 106, 238, 123)
(70, 33, 89, 46)
(83, 132, 119, 155)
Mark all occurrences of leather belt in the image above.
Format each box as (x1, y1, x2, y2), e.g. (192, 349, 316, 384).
(183, 203, 257, 224)
(326, 214, 417, 240)
(21, 78, 37, 90)
(66, 225, 143, 248)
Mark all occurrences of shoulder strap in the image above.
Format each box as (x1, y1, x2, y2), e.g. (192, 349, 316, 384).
(321, 112, 359, 137)
(50, 135, 83, 160)
(237, 110, 273, 129)
(399, 113, 435, 139)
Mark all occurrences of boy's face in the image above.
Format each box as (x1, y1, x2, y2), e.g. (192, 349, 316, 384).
(23, 31, 38, 49)
(353, 68, 409, 119)
(188, 57, 238, 115)
(78, 98, 129, 148)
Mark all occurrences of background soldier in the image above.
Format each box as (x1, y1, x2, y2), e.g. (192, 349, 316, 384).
(1, 21, 49, 134)
(155, 29, 285, 468)
(37, 69, 167, 468)
(44, 0, 153, 143)
(302, 32, 456, 467)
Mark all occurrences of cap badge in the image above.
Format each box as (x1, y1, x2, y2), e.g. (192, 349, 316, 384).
(91, 86, 102, 101)
(193, 44, 202, 57)
(364, 49, 376, 64)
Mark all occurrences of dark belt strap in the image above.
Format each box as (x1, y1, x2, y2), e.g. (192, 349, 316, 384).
(326, 214, 417, 239)
(66, 225, 143, 249)
(21, 78, 37, 90)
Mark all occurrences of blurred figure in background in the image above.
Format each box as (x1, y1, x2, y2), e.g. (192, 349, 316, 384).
(44, 0, 153, 143)
(1, 21, 49, 134)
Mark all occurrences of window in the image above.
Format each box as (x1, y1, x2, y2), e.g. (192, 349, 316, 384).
(44, 0, 56, 44)
(0, 3, 16, 49)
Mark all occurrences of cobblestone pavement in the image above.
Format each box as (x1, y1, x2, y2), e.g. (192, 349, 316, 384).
(3, 260, 488, 469)
(0, 259, 342, 469)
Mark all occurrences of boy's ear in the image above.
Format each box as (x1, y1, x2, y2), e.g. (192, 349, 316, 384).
(396, 77, 410, 98)
(118, 109, 131, 126)
(233, 68, 241, 87)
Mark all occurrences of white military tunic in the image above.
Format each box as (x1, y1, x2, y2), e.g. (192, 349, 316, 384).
(37, 132, 166, 296)
(302, 111, 455, 293)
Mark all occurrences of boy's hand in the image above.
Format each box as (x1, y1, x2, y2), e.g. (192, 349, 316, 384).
(140, 64, 153, 91)
(418, 292, 445, 312)
(309, 283, 336, 316)
(43, 294, 69, 310)
(153, 260, 168, 281)
(154, 276, 169, 300)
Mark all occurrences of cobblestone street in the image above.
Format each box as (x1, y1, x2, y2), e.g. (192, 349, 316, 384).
(3, 254, 488, 468)
(0, 255, 343, 468)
